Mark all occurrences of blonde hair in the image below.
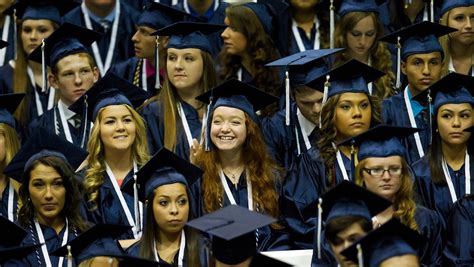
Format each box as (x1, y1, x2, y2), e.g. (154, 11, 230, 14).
(0, 123, 20, 167)
(355, 157, 418, 231)
(83, 105, 149, 210)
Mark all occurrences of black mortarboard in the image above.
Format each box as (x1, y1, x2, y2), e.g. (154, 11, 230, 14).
(187, 205, 276, 265)
(243, 0, 288, 36)
(28, 23, 101, 67)
(117, 255, 172, 267)
(337, 124, 420, 161)
(412, 72, 474, 112)
(464, 125, 474, 133)
(341, 218, 423, 267)
(69, 71, 149, 122)
(153, 22, 226, 54)
(4, 0, 78, 24)
(0, 40, 8, 49)
(0, 216, 27, 247)
(249, 253, 293, 267)
(122, 148, 202, 202)
(51, 224, 130, 265)
(3, 127, 88, 181)
(336, 0, 383, 16)
(0, 93, 24, 128)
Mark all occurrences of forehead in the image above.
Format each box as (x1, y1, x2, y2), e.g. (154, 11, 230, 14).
(154, 183, 188, 196)
(405, 51, 442, 61)
(213, 106, 246, 118)
(338, 92, 369, 102)
(336, 222, 367, 238)
(294, 86, 323, 99)
(100, 105, 132, 118)
(56, 54, 92, 69)
(167, 47, 202, 56)
(22, 19, 54, 28)
(30, 163, 61, 179)
(363, 155, 402, 166)
(438, 103, 473, 112)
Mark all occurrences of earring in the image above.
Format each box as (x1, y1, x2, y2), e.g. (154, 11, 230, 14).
(435, 128, 439, 132)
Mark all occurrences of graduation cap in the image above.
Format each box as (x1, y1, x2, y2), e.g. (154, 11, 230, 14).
(380, 21, 456, 89)
(68, 71, 149, 147)
(0, 93, 25, 128)
(341, 218, 423, 267)
(136, 2, 189, 30)
(117, 255, 172, 267)
(338, 124, 420, 161)
(440, 0, 474, 15)
(412, 72, 474, 112)
(196, 79, 279, 150)
(313, 181, 392, 260)
(50, 224, 130, 265)
(249, 253, 293, 267)
(28, 23, 101, 67)
(187, 205, 276, 265)
(243, 0, 288, 36)
(122, 147, 202, 202)
(0, 40, 8, 49)
(265, 49, 343, 126)
(464, 125, 474, 133)
(3, 0, 78, 24)
(3, 127, 88, 182)
(336, 0, 383, 17)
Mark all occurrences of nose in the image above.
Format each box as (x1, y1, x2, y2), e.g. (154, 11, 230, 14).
(30, 29, 38, 40)
(74, 72, 83, 85)
(381, 169, 391, 180)
(170, 202, 179, 215)
(220, 121, 231, 132)
(44, 185, 53, 200)
(422, 62, 431, 76)
(221, 27, 229, 40)
(465, 18, 472, 29)
(115, 120, 125, 131)
(452, 115, 461, 127)
(313, 102, 322, 114)
(131, 30, 139, 43)
(359, 35, 367, 46)
(352, 106, 362, 118)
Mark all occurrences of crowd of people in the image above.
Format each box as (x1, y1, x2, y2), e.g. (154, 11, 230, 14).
(0, 0, 472, 266)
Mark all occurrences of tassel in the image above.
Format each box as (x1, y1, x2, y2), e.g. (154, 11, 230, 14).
(396, 36, 401, 90)
(427, 89, 433, 145)
(329, 0, 335, 49)
(350, 140, 356, 181)
(67, 245, 73, 267)
(13, 9, 17, 60)
(320, 75, 330, 128)
(133, 173, 141, 236)
(357, 243, 363, 267)
(430, 0, 434, 22)
(41, 38, 48, 93)
(80, 95, 89, 149)
(317, 198, 323, 259)
(285, 70, 290, 126)
(154, 36, 160, 90)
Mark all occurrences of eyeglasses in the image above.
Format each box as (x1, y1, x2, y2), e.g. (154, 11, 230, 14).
(362, 167, 402, 178)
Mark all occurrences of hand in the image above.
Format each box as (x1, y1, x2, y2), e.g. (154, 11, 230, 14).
(190, 138, 202, 164)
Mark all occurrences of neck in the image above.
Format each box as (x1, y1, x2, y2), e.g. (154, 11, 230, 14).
(0, 14, 5, 25)
(37, 215, 65, 234)
(187, 0, 214, 15)
(104, 149, 133, 172)
(442, 142, 467, 170)
(408, 84, 423, 97)
(240, 54, 253, 75)
(156, 230, 182, 250)
(404, 0, 424, 23)
(293, 9, 316, 24)
(451, 40, 474, 59)
(218, 149, 244, 170)
(176, 85, 204, 110)
(338, 145, 353, 159)
(85, 0, 116, 18)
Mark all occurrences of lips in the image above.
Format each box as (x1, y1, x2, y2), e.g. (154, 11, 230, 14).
(42, 203, 57, 211)
(218, 136, 234, 141)
(419, 78, 432, 85)
(350, 122, 364, 127)
(113, 135, 128, 140)
(380, 184, 393, 190)
(449, 132, 463, 137)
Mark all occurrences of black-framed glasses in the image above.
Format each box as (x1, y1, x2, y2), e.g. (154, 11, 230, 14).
(362, 167, 402, 178)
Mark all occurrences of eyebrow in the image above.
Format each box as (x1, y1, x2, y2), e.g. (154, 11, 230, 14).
(157, 194, 187, 198)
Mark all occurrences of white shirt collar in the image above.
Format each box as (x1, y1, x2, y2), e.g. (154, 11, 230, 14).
(297, 108, 317, 137)
(58, 99, 76, 120)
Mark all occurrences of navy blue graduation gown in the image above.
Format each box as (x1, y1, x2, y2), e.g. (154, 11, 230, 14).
(443, 195, 474, 266)
(412, 156, 474, 226)
(141, 100, 202, 159)
(27, 106, 85, 147)
(62, 3, 140, 70)
(280, 146, 326, 249)
(0, 181, 18, 222)
(127, 239, 188, 266)
(0, 16, 16, 68)
(415, 206, 444, 266)
(20, 221, 79, 267)
(261, 102, 319, 171)
(382, 92, 431, 164)
(174, 1, 228, 59)
(110, 57, 157, 96)
(287, 22, 318, 56)
(80, 169, 138, 239)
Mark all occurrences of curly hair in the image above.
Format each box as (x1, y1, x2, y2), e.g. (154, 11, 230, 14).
(317, 93, 382, 185)
(334, 12, 396, 99)
(218, 5, 281, 116)
(142, 50, 217, 153)
(194, 114, 280, 218)
(139, 185, 199, 266)
(355, 157, 419, 231)
(83, 105, 149, 210)
(17, 156, 89, 232)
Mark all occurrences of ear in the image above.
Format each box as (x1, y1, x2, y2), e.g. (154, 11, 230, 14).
(401, 61, 407, 76)
(49, 73, 59, 89)
(92, 67, 99, 82)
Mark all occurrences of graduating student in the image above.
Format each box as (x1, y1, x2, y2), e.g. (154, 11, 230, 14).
(311, 181, 392, 266)
(341, 218, 423, 267)
(0, 94, 23, 222)
(173, 0, 230, 58)
(443, 193, 474, 266)
(381, 21, 456, 164)
(0, 0, 76, 128)
(191, 79, 284, 250)
(439, 0, 474, 76)
(123, 148, 202, 266)
(141, 22, 221, 157)
(62, 0, 140, 76)
(350, 125, 444, 266)
(187, 205, 290, 267)
(286, 0, 330, 55)
(411, 73, 474, 224)
(0, 0, 15, 67)
(333, 0, 396, 99)
(218, 2, 284, 116)
(27, 23, 100, 147)
(3, 128, 89, 267)
(385, 0, 441, 32)
(110, 3, 189, 94)
(70, 72, 150, 240)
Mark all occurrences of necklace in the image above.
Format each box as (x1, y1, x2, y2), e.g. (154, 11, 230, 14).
(223, 166, 244, 184)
